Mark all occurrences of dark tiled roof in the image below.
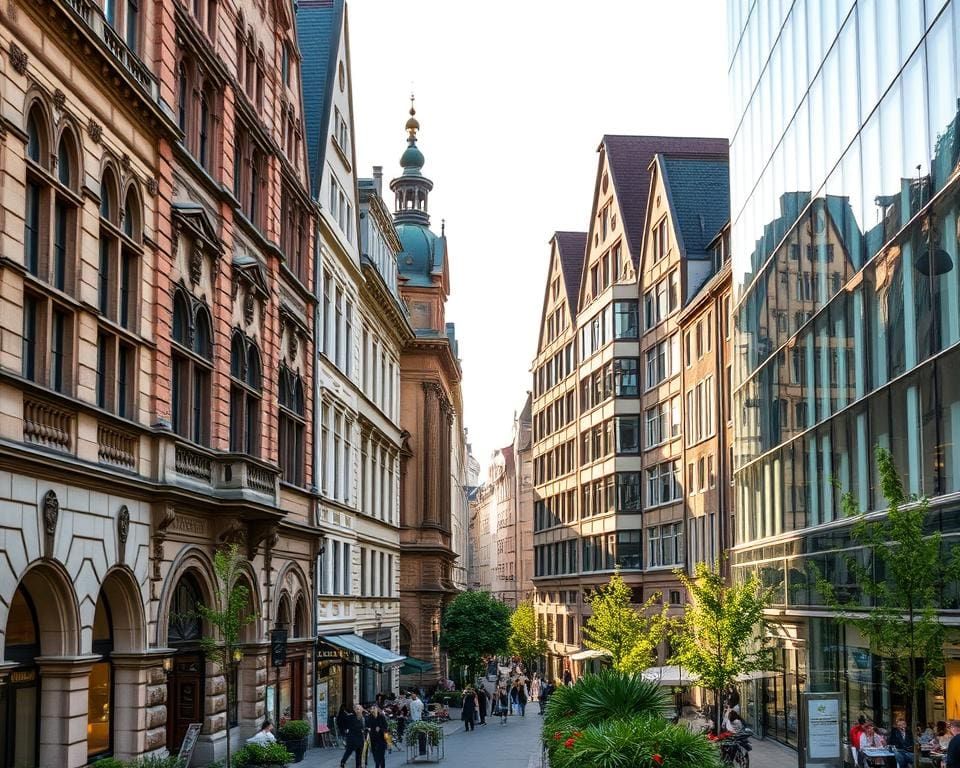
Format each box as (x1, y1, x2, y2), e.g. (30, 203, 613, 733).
(602, 135, 728, 266)
(553, 231, 587, 316)
(659, 154, 730, 260)
(296, 0, 342, 199)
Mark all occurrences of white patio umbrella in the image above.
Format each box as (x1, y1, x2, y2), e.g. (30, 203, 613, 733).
(641, 665, 701, 687)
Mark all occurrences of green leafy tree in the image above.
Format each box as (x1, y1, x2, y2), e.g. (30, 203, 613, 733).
(197, 544, 257, 768)
(582, 571, 668, 673)
(812, 447, 960, 767)
(440, 591, 511, 681)
(508, 599, 547, 670)
(669, 560, 774, 734)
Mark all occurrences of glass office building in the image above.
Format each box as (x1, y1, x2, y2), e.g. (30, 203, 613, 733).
(728, 0, 960, 747)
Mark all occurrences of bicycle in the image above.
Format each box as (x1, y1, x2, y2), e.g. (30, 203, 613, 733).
(718, 730, 752, 768)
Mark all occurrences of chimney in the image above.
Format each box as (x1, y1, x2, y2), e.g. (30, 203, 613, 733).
(373, 165, 383, 195)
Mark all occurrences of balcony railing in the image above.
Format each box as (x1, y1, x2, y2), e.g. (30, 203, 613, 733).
(57, 0, 160, 102)
(24, 398, 73, 453)
(170, 441, 279, 502)
(98, 423, 138, 470)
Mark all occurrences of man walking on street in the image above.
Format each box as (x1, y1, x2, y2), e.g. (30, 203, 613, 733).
(409, 692, 424, 722)
(476, 685, 488, 726)
(539, 680, 553, 715)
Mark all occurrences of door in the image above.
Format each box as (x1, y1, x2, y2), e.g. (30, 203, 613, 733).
(167, 655, 203, 753)
(290, 658, 303, 721)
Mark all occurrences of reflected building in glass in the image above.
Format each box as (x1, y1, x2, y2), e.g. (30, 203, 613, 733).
(729, 0, 960, 748)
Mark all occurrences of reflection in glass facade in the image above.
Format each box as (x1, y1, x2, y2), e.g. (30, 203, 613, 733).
(729, 0, 960, 741)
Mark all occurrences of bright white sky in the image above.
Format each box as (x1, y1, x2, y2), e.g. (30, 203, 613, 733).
(349, 0, 730, 477)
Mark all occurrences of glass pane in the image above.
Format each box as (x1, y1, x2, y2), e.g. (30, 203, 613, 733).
(87, 662, 111, 757)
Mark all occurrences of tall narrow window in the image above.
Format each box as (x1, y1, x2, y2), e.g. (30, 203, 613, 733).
(178, 62, 188, 132)
(51, 308, 66, 393)
(22, 295, 38, 381)
(25, 179, 41, 276)
(278, 366, 306, 486)
(125, 0, 139, 51)
(172, 295, 213, 446)
(229, 332, 262, 455)
(198, 92, 209, 168)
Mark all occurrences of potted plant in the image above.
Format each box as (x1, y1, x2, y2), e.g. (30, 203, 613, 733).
(232, 743, 294, 767)
(276, 720, 310, 763)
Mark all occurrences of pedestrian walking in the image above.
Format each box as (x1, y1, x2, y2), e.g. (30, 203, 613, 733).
(365, 705, 389, 768)
(461, 687, 478, 732)
(539, 680, 553, 715)
(339, 705, 367, 768)
(476, 685, 488, 726)
(409, 691, 424, 722)
(530, 673, 541, 702)
(563, 668, 573, 687)
(496, 686, 509, 725)
(518, 680, 528, 716)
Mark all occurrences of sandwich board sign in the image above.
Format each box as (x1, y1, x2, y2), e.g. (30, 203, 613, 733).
(177, 722, 202, 767)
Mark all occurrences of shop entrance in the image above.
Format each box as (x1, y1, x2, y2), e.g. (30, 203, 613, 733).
(2, 585, 41, 768)
(166, 575, 206, 753)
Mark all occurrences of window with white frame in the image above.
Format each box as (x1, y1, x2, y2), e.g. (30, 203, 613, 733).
(644, 334, 680, 390)
(645, 460, 682, 507)
(647, 522, 683, 568)
(322, 539, 352, 596)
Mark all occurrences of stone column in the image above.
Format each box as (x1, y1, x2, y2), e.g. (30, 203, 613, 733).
(238, 647, 268, 736)
(111, 650, 170, 761)
(35, 655, 100, 768)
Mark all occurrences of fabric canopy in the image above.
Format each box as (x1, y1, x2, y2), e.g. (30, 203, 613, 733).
(641, 665, 701, 686)
(569, 649, 610, 661)
(322, 633, 405, 669)
(400, 657, 434, 674)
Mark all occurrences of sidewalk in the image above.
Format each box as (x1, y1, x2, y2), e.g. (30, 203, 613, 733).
(750, 737, 798, 768)
(298, 705, 543, 768)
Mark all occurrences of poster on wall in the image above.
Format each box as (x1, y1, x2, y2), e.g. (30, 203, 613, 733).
(803, 692, 842, 766)
(266, 684, 275, 723)
(317, 681, 329, 733)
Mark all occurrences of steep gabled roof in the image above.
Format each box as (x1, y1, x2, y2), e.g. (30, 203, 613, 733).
(554, 231, 587, 316)
(659, 154, 730, 260)
(602, 135, 728, 266)
(296, 0, 343, 198)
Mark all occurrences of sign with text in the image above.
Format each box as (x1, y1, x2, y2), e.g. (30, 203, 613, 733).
(802, 692, 842, 767)
(316, 681, 329, 733)
(177, 723, 202, 766)
(271, 626, 288, 668)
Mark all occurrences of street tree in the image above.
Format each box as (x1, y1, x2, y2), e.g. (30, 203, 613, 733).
(669, 560, 774, 734)
(812, 446, 960, 768)
(582, 571, 668, 674)
(508, 599, 547, 671)
(197, 544, 257, 768)
(440, 590, 511, 682)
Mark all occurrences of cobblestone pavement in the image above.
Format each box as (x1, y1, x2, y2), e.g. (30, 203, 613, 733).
(298, 706, 542, 768)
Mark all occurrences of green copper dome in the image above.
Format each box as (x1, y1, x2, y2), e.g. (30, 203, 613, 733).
(400, 143, 424, 173)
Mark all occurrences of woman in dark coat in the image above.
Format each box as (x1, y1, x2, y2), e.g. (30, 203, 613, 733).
(365, 704, 390, 768)
(476, 686, 488, 726)
(339, 704, 366, 768)
(461, 687, 478, 731)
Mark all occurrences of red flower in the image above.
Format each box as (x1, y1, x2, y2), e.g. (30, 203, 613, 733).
(652, 755, 664, 765)
(574, 731, 583, 738)
(554, 732, 563, 741)
(564, 738, 575, 749)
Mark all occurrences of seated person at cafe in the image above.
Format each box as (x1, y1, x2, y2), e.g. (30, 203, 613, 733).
(888, 718, 914, 767)
(859, 722, 888, 765)
(945, 721, 960, 768)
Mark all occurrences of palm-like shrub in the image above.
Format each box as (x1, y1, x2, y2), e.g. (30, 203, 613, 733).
(543, 670, 718, 768)
(548, 716, 722, 768)
(544, 669, 671, 735)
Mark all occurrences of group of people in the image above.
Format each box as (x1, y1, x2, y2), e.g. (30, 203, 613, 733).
(850, 715, 960, 768)
(332, 691, 427, 768)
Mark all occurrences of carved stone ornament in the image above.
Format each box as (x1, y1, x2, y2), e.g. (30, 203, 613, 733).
(42, 490, 59, 535)
(146, 177, 159, 197)
(53, 89, 66, 111)
(8, 41, 27, 75)
(121, 153, 131, 171)
(117, 505, 130, 544)
(87, 117, 103, 144)
(243, 290, 255, 325)
(189, 244, 203, 285)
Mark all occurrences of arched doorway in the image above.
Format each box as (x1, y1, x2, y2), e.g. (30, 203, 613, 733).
(2, 585, 41, 768)
(87, 591, 114, 760)
(166, 573, 205, 753)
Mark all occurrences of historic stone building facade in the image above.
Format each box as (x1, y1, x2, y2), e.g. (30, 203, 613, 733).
(391, 105, 466, 686)
(0, 0, 319, 763)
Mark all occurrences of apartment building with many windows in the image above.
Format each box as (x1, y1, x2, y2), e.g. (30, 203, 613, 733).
(532, 136, 727, 681)
(637, 151, 728, 606)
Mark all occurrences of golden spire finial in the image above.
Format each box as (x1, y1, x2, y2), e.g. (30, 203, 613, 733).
(405, 92, 420, 139)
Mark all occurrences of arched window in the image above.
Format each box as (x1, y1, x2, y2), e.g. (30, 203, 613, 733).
(293, 595, 307, 638)
(229, 332, 261, 454)
(198, 89, 210, 169)
(278, 365, 305, 485)
(88, 592, 114, 759)
(172, 299, 213, 445)
(168, 574, 203, 642)
(249, 149, 260, 225)
(22, 104, 78, 395)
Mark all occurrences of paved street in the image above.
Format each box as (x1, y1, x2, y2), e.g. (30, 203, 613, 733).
(298, 707, 543, 768)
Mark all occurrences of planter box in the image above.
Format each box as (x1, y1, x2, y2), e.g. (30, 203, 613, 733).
(279, 736, 307, 763)
(405, 730, 444, 763)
